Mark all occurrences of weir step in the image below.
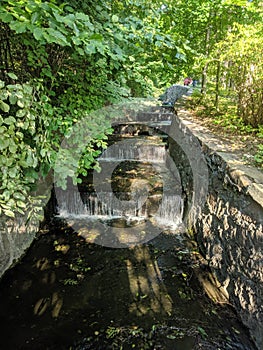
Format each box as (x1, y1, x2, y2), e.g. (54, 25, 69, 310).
(136, 112, 174, 122)
(116, 111, 175, 123)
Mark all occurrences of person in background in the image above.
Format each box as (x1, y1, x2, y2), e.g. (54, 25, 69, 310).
(192, 79, 198, 87)
(184, 77, 192, 86)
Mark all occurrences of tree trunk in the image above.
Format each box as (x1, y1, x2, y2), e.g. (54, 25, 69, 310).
(201, 24, 211, 95)
(215, 60, 221, 110)
(201, 64, 208, 95)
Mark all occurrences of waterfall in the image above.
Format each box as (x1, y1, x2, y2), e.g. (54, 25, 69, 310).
(56, 115, 184, 230)
(100, 144, 166, 163)
(57, 190, 148, 218)
(154, 195, 184, 227)
(57, 189, 183, 228)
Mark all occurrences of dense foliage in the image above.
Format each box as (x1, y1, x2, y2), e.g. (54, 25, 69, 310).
(0, 0, 262, 218)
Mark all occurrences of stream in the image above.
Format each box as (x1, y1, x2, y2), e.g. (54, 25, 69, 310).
(0, 109, 256, 350)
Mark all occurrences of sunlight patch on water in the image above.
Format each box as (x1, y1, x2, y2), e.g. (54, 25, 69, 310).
(126, 245, 173, 317)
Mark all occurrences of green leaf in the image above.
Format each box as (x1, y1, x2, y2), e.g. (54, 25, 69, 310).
(112, 15, 119, 23)
(31, 12, 39, 24)
(0, 12, 13, 23)
(16, 109, 27, 118)
(75, 12, 90, 22)
(0, 100, 10, 113)
(10, 22, 28, 34)
(7, 72, 18, 80)
(45, 28, 69, 46)
(17, 100, 25, 108)
(76, 47, 85, 55)
(197, 327, 208, 339)
(16, 207, 25, 215)
(4, 116, 16, 125)
(0, 138, 9, 150)
(17, 201, 27, 209)
(13, 192, 26, 201)
(9, 143, 18, 154)
(9, 94, 17, 105)
(33, 27, 43, 41)
(85, 42, 96, 54)
(90, 33, 103, 41)
(8, 167, 17, 178)
(65, 5, 74, 13)
(166, 335, 177, 340)
(5, 158, 14, 167)
(73, 23, 79, 36)
(4, 209, 15, 218)
(0, 126, 7, 133)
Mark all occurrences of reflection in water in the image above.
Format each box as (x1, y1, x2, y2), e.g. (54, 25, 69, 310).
(51, 292, 63, 318)
(127, 245, 172, 317)
(34, 292, 63, 318)
(34, 297, 49, 316)
(35, 257, 50, 271)
(33, 257, 63, 319)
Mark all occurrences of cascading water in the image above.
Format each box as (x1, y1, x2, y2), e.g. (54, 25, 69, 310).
(56, 132, 184, 232)
(154, 194, 184, 227)
(57, 190, 149, 218)
(57, 189, 184, 226)
(99, 140, 167, 163)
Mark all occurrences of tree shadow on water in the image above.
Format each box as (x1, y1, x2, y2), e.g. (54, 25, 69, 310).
(0, 219, 256, 350)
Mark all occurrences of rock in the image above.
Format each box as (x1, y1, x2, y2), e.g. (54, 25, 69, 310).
(160, 84, 189, 107)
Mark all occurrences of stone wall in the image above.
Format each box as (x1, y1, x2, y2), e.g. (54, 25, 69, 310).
(172, 106, 263, 350)
(0, 173, 53, 279)
(195, 155, 263, 349)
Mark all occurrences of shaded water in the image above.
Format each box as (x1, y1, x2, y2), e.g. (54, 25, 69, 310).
(0, 224, 256, 350)
(0, 122, 256, 349)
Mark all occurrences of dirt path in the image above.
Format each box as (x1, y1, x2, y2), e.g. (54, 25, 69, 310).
(175, 96, 262, 170)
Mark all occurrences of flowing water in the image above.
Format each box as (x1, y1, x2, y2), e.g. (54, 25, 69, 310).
(0, 119, 256, 350)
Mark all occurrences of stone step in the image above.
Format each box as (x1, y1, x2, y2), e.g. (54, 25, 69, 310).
(148, 106, 176, 113)
(116, 111, 175, 123)
(111, 122, 171, 136)
(136, 111, 174, 122)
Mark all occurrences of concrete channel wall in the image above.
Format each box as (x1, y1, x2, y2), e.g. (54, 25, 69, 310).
(170, 105, 263, 350)
(0, 174, 53, 279)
